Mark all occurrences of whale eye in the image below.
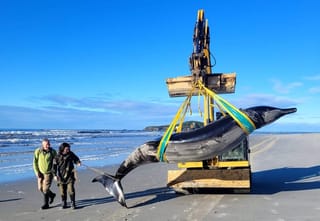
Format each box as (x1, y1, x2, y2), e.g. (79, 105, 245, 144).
(246, 110, 264, 129)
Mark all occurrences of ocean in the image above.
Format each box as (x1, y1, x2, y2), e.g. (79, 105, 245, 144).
(0, 129, 162, 184)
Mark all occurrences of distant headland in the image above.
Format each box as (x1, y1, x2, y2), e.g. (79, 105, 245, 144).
(143, 121, 204, 132)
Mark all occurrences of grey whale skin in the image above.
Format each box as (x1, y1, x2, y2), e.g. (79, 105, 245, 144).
(92, 106, 297, 207)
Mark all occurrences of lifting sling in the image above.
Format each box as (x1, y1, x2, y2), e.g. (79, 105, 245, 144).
(156, 80, 256, 162)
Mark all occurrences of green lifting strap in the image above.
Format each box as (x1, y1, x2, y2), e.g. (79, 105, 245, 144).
(157, 80, 256, 162)
(198, 80, 256, 134)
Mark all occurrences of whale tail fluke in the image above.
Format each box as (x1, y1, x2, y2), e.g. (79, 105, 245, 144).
(92, 174, 127, 208)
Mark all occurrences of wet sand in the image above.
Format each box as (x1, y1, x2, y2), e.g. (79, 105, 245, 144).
(1, 133, 320, 221)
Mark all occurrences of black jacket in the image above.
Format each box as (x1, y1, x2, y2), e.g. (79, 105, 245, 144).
(54, 151, 80, 184)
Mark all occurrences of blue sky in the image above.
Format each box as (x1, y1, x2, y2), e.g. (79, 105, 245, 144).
(0, 0, 319, 132)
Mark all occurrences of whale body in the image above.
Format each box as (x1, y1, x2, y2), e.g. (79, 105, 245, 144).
(92, 106, 297, 207)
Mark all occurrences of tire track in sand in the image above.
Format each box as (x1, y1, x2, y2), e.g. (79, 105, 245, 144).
(250, 136, 278, 156)
(183, 195, 224, 221)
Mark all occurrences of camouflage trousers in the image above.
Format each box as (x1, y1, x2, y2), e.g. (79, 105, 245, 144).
(58, 182, 75, 200)
(38, 173, 53, 194)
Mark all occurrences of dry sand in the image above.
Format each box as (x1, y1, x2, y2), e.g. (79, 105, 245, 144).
(1, 133, 320, 221)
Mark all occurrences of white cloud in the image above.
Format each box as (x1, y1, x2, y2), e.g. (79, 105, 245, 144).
(304, 74, 320, 81)
(229, 93, 299, 108)
(0, 94, 187, 129)
(270, 79, 303, 94)
(309, 87, 320, 94)
(36, 95, 178, 115)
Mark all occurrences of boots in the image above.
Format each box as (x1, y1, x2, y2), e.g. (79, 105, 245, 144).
(61, 194, 68, 209)
(48, 190, 56, 204)
(70, 195, 76, 209)
(41, 193, 49, 210)
(71, 201, 76, 209)
(61, 200, 68, 209)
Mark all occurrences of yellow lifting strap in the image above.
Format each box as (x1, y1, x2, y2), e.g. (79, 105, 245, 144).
(196, 80, 256, 134)
(156, 80, 256, 162)
(156, 94, 192, 162)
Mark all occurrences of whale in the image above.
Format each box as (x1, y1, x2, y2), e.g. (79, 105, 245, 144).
(92, 106, 297, 207)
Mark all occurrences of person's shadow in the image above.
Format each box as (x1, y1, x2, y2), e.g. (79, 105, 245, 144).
(75, 187, 176, 209)
(76, 166, 320, 208)
(0, 198, 22, 203)
(252, 165, 320, 194)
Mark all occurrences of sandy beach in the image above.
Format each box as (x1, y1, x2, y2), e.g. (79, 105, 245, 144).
(1, 133, 320, 221)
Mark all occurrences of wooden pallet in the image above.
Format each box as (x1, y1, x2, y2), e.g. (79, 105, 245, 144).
(166, 73, 236, 97)
(167, 168, 251, 190)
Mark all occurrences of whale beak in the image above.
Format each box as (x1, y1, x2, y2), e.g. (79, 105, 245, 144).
(253, 106, 298, 128)
(280, 108, 297, 115)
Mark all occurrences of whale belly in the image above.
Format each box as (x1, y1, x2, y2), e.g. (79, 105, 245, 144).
(165, 126, 246, 163)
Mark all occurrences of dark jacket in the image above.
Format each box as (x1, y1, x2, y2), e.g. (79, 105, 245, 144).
(54, 151, 80, 184)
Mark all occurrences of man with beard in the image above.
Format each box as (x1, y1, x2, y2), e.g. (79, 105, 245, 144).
(33, 138, 57, 209)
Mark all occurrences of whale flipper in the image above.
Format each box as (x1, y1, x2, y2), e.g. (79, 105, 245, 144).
(92, 174, 127, 208)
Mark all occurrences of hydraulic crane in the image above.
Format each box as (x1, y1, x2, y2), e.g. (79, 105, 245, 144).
(166, 9, 251, 193)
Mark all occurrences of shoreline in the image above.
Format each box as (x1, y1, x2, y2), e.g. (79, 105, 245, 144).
(1, 133, 320, 220)
(2, 132, 319, 185)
